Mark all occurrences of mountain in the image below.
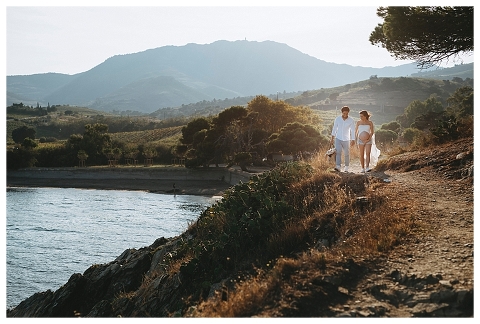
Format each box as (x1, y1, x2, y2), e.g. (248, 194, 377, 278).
(6, 40, 469, 113)
(6, 73, 78, 107)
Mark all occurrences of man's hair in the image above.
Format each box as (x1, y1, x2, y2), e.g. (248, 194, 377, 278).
(341, 106, 350, 112)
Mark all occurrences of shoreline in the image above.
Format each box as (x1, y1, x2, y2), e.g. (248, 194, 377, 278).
(6, 166, 264, 196)
(6, 178, 232, 196)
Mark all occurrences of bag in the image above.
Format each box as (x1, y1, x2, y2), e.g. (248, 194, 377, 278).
(325, 146, 336, 157)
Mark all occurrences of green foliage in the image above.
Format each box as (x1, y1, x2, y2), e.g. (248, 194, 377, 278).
(179, 98, 318, 167)
(370, 6, 473, 68)
(402, 128, 422, 144)
(7, 103, 48, 117)
(7, 146, 37, 169)
(181, 162, 315, 282)
(39, 137, 58, 143)
(213, 106, 248, 130)
(375, 129, 398, 145)
(234, 152, 252, 171)
(411, 110, 443, 130)
(12, 126, 36, 143)
(397, 96, 444, 128)
(65, 123, 111, 165)
(265, 122, 326, 155)
(380, 121, 401, 133)
(35, 144, 76, 167)
(446, 86, 473, 117)
(22, 138, 37, 149)
(247, 95, 317, 134)
(180, 118, 211, 145)
(429, 112, 461, 143)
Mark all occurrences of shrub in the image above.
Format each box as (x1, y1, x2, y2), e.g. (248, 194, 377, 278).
(402, 128, 422, 144)
(375, 129, 398, 145)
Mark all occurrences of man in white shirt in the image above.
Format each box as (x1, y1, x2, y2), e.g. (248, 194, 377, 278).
(330, 106, 355, 172)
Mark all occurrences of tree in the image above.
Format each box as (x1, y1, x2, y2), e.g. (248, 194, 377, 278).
(375, 129, 398, 146)
(380, 121, 401, 133)
(212, 106, 248, 130)
(82, 124, 111, 164)
(66, 123, 111, 165)
(180, 118, 210, 145)
(247, 95, 317, 134)
(446, 86, 473, 117)
(397, 96, 444, 128)
(402, 128, 422, 144)
(77, 150, 88, 167)
(265, 122, 326, 155)
(12, 126, 36, 143)
(22, 137, 38, 149)
(234, 152, 252, 171)
(369, 6, 473, 68)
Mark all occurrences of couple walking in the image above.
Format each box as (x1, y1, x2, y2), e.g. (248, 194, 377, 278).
(330, 106, 380, 173)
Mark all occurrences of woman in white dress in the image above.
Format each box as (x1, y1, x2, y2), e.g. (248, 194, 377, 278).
(355, 110, 380, 172)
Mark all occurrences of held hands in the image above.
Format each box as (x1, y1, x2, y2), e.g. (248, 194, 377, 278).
(350, 140, 355, 147)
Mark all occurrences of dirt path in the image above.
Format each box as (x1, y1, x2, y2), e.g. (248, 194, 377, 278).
(327, 141, 474, 317)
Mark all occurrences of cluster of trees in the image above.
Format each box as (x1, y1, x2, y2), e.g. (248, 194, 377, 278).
(7, 102, 57, 117)
(177, 95, 326, 169)
(6, 95, 326, 170)
(7, 84, 473, 170)
(372, 85, 473, 147)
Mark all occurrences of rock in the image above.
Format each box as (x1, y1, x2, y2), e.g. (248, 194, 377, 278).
(430, 289, 456, 303)
(7, 237, 174, 317)
(411, 302, 449, 316)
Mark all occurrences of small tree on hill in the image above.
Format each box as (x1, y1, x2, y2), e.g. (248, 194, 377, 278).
(12, 126, 36, 144)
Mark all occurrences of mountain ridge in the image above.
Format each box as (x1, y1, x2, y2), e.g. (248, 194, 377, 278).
(6, 40, 469, 113)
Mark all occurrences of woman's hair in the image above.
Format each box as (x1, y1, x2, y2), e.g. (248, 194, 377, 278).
(359, 110, 371, 120)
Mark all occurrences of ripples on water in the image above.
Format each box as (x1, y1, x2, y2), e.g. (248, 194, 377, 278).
(6, 187, 218, 309)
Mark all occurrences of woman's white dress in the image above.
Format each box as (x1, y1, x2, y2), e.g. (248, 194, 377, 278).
(357, 124, 380, 167)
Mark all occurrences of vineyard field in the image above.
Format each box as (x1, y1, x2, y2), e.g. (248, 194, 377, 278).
(110, 126, 183, 144)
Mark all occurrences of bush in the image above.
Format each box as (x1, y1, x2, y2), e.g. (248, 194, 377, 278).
(381, 121, 401, 133)
(375, 129, 398, 145)
(35, 145, 76, 167)
(39, 137, 58, 143)
(234, 152, 252, 171)
(178, 163, 316, 282)
(402, 128, 422, 144)
(7, 146, 37, 169)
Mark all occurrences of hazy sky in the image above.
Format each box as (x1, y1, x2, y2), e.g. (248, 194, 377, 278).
(5, 1, 476, 76)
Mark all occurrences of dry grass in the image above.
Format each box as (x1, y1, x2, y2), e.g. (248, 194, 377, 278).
(188, 153, 417, 317)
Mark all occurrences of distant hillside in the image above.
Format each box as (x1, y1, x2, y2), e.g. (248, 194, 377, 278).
(410, 63, 473, 80)
(7, 40, 434, 113)
(287, 76, 473, 126)
(7, 73, 77, 107)
(150, 75, 473, 124)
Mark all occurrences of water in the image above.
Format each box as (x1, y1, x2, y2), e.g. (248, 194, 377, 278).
(6, 187, 219, 310)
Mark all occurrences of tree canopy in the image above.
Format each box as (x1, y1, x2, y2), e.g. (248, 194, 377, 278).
(12, 126, 36, 144)
(369, 6, 473, 68)
(178, 96, 322, 167)
(266, 122, 326, 155)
